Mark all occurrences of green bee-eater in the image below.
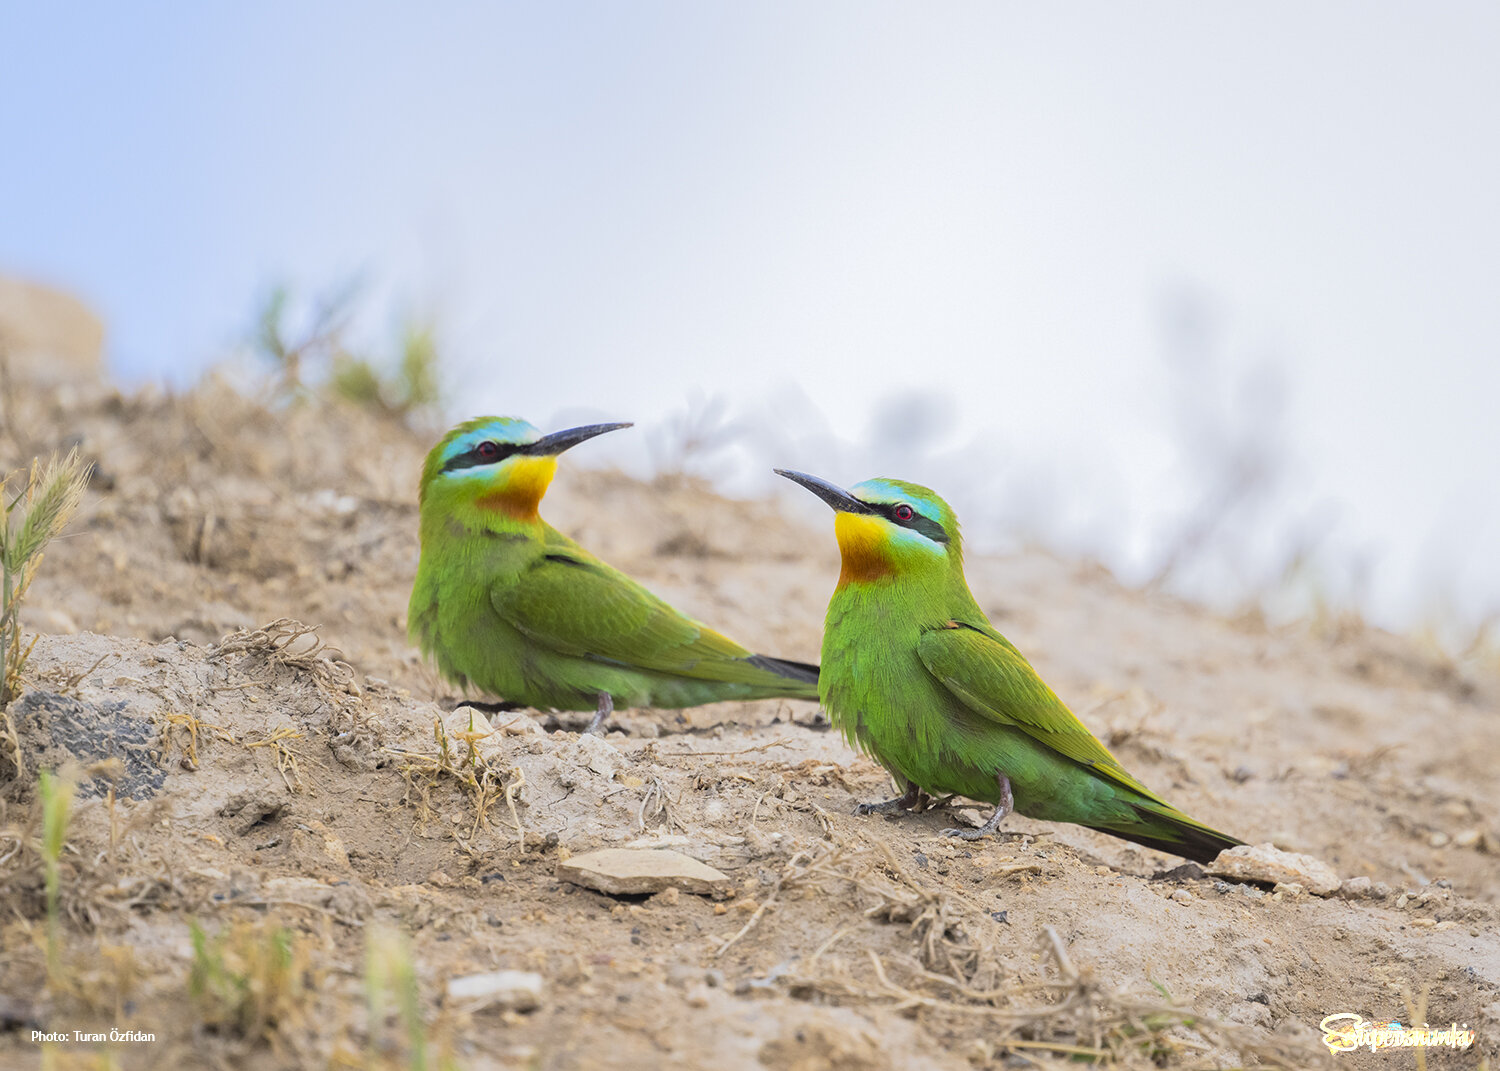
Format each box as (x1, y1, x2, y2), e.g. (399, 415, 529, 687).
(775, 469, 1243, 863)
(409, 417, 819, 731)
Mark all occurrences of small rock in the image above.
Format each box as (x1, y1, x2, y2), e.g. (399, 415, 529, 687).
(445, 970, 543, 1011)
(1339, 876, 1373, 899)
(566, 733, 624, 781)
(1453, 829, 1481, 849)
(1428, 831, 1450, 848)
(1153, 862, 1205, 882)
(1170, 889, 1193, 905)
(1272, 882, 1306, 898)
(557, 848, 729, 896)
(1207, 843, 1340, 897)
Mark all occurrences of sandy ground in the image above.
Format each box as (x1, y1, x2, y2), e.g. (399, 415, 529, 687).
(1, 366, 1497, 1070)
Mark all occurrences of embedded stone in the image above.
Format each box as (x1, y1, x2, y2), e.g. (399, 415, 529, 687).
(556, 848, 729, 896)
(1207, 843, 1340, 897)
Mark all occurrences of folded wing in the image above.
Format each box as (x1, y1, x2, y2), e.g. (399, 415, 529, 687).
(916, 623, 1166, 805)
(493, 546, 813, 687)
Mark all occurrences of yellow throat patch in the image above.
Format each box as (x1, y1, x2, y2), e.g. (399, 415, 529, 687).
(835, 512, 894, 585)
(476, 456, 558, 520)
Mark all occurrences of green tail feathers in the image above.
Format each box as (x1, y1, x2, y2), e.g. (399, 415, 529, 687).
(745, 654, 819, 690)
(1102, 802, 1244, 865)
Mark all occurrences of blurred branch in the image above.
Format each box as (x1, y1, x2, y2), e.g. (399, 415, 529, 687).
(1147, 287, 1285, 592)
(647, 392, 747, 479)
(248, 282, 442, 424)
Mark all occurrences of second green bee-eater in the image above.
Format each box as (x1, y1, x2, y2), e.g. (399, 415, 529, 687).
(409, 417, 818, 731)
(776, 469, 1243, 864)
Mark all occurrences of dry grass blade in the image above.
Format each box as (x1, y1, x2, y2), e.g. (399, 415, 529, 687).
(1, 448, 91, 779)
(245, 725, 308, 791)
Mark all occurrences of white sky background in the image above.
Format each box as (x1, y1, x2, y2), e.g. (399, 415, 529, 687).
(3, 3, 1498, 636)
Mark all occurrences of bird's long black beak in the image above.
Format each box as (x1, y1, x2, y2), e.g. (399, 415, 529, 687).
(524, 422, 633, 456)
(774, 469, 874, 514)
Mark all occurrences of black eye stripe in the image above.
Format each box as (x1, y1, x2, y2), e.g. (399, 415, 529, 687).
(876, 502, 949, 544)
(442, 441, 521, 472)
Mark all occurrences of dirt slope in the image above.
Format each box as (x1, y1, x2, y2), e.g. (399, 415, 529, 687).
(1, 366, 1496, 1069)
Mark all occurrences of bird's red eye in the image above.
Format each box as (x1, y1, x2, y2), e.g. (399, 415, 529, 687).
(894, 504, 914, 522)
(476, 441, 500, 461)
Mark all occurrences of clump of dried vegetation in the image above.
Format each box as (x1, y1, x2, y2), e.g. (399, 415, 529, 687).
(385, 708, 524, 847)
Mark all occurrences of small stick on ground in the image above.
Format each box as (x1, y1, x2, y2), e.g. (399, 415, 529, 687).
(505, 765, 527, 849)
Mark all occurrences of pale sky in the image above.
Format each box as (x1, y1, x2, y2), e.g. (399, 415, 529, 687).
(4, 3, 1498, 636)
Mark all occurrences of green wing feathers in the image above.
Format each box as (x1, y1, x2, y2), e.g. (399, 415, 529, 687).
(916, 624, 1161, 803)
(490, 544, 819, 694)
(916, 623, 1242, 863)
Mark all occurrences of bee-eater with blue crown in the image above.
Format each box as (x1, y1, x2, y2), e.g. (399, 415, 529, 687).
(409, 417, 819, 732)
(775, 469, 1243, 864)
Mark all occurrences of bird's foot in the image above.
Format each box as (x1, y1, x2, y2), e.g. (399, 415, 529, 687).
(940, 772, 1014, 840)
(940, 825, 994, 841)
(856, 784, 925, 815)
(584, 692, 614, 735)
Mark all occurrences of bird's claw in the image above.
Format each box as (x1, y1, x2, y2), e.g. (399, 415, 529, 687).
(855, 786, 925, 815)
(940, 826, 991, 841)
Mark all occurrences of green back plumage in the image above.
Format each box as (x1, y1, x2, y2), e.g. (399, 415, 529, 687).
(410, 417, 818, 712)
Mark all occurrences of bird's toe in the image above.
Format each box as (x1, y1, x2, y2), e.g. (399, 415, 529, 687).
(940, 826, 988, 840)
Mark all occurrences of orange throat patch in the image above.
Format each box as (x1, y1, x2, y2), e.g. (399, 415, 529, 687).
(835, 512, 895, 586)
(475, 456, 558, 520)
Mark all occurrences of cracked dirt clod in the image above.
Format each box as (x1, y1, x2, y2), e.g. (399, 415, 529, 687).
(556, 848, 730, 896)
(1207, 843, 1341, 897)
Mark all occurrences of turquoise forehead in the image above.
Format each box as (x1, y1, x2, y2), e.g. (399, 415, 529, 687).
(852, 478, 944, 517)
(440, 417, 539, 464)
